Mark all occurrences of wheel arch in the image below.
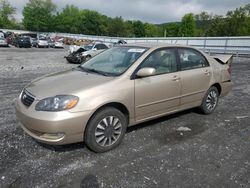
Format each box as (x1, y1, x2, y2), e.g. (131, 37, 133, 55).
(211, 83, 222, 95)
(85, 102, 130, 131)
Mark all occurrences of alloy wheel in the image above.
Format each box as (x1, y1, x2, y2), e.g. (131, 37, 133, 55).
(206, 90, 218, 111)
(94, 116, 122, 147)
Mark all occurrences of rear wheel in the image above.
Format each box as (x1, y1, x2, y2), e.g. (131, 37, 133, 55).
(199, 86, 219, 114)
(84, 107, 127, 153)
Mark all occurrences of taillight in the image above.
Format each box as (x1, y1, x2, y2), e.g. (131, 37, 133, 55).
(227, 64, 231, 75)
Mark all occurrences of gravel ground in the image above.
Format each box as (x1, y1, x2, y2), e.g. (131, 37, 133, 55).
(0, 47, 249, 188)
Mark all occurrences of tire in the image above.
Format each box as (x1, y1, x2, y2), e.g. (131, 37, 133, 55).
(84, 107, 128, 153)
(199, 86, 219, 114)
(85, 55, 91, 61)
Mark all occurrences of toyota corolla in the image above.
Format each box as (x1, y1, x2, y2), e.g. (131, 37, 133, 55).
(15, 43, 232, 152)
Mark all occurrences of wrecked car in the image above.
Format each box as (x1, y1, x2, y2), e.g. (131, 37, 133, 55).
(65, 43, 109, 64)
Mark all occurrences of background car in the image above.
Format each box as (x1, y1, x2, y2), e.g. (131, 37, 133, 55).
(65, 47, 86, 63)
(54, 41, 64, 48)
(0, 37, 8, 47)
(0, 31, 5, 38)
(81, 43, 109, 61)
(15, 36, 31, 48)
(66, 43, 108, 63)
(34, 38, 49, 48)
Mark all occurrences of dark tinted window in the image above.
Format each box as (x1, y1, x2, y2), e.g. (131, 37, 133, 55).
(140, 48, 177, 75)
(95, 44, 108, 50)
(18, 37, 30, 42)
(178, 48, 209, 70)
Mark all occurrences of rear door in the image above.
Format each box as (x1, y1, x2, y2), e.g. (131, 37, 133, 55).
(177, 48, 212, 108)
(134, 48, 181, 122)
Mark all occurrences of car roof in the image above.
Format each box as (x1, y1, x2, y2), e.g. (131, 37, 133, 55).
(122, 42, 191, 49)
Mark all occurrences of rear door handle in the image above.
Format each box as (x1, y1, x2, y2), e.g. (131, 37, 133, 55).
(172, 75, 180, 81)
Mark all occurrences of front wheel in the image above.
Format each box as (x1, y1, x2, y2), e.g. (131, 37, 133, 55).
(84, 107, 127, 153)
(199, 86, 219, 114)
(85, 55, 91, 61)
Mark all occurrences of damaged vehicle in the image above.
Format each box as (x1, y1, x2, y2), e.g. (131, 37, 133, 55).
(65, 47, 87, 64)
(65, 43, 109, 64)
(15, 43, 232, 153)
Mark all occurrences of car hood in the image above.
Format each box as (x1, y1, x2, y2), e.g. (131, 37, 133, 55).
(25, 69, 114, 99)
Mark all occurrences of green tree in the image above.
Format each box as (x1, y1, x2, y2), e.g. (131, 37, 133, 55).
(124, 20, 134, 37)
(144, 23, 162, 37)
(133, 20, 145, 37)
(195, 11, 212, 36)
(161, 23, 180, 37)
(224, 7, 249, 35)
(80, 10, 106, 35)
(0, 0, 16, 28)
(206, 15, 225, 36)
(107, 16, 126, 37)
(23, 0, 56, 31)
(179, 13, 196, 37)
(54, 5, 82, 33)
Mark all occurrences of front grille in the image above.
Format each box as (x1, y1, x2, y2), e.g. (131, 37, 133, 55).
(21, 90, 35, 107)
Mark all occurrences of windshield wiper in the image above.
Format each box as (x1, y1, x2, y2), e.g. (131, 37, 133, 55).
(73, 66, 87, 72)
(86, 68, 111, 76)
(75, 66, 113, 77)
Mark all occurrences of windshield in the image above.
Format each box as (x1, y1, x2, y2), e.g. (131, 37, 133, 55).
(19, 37, 30, 41)
(83, 44, 94, 50)
(80, 46, 148, 76)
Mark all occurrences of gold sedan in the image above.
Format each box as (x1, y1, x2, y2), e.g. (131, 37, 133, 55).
(15, 43, 232, 152)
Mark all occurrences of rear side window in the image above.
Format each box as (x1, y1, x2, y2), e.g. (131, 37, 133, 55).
(178, 48, 209, 71)
(95, 44, 108, 50)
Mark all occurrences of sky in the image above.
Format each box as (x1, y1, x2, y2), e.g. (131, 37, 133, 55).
(9, 0, 250, 24)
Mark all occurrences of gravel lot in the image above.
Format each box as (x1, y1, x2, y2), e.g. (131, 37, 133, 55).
(0, 47, 249, 188)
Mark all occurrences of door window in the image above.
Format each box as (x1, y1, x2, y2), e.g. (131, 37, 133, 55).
(140, 48, 177, 75)
(95, 44, 108, 50)
(178, 48, 209, 71)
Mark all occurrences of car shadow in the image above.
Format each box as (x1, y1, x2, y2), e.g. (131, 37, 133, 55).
(37, 141, 85, 152)
(127, 108, 196, 133)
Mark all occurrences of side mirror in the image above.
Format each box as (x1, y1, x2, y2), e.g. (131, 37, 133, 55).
(92, 48, 97, 51)
(136, 67, 156, 78)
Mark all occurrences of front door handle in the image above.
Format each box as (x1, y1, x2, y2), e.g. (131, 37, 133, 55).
(204, 70, 210, 75)
(172, 75, 180, 81)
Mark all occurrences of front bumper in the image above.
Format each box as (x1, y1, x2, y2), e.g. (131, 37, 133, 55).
(15, 95, 92, 145)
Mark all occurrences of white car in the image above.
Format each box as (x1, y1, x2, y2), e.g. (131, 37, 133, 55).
(0, 37, 8, 47)
(81, 43, 109, 60)
(54, 41, 64, 48)
(36, 38, 49, 48)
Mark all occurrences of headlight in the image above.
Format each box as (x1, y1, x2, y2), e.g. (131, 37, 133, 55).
(35, 95, 79, 111)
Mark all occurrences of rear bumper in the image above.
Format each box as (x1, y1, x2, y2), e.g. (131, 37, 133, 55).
(220, 81, 232, 97)
(15, 97, 92, 145)
(38, 43, 48, 47)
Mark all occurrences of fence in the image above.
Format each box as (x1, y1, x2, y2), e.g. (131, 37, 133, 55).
(1, 29, 250, 56)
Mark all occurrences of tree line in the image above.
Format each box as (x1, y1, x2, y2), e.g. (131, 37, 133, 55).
(0, 0, 250, 37)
